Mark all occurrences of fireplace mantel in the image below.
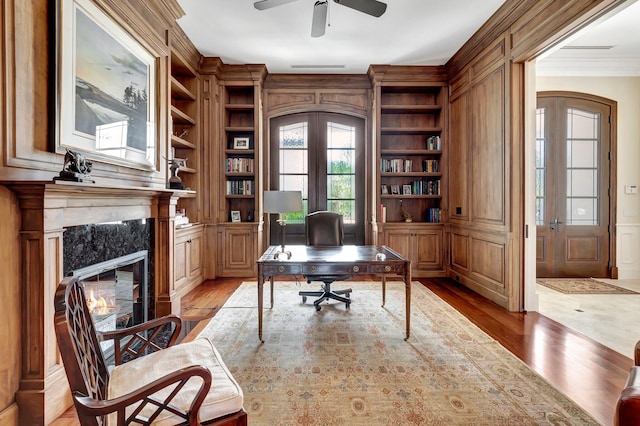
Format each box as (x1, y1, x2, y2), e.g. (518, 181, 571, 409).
(7, 181, 192, 425)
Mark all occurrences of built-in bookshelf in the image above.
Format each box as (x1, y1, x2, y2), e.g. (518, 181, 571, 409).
(378, 85, 445, 223)
(169, 47, 199, 222)
(224, 85, 256, 223)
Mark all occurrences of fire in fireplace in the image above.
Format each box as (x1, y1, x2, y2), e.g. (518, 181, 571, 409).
(70, 250, 149, 354)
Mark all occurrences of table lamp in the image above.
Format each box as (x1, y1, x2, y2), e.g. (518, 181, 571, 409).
(263, 190, 302, 259)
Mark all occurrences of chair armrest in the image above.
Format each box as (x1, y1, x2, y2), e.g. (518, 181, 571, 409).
(616, 367, 640, 426)
(100, 315, 182, 365)
(73, 365, 212, 424)
(634, 341, 640, 366)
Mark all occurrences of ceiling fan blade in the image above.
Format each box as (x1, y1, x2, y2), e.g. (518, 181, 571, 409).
(254, 0, 301, 11)
(333, 0, 387, 17)
(311, 1, 328, 38)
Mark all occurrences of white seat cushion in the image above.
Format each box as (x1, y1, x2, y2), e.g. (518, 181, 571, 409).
(107, 337, 243, 425)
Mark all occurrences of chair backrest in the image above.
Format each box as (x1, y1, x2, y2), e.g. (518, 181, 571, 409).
(54, 277, 109, 425)
(306, 211, 344, 246)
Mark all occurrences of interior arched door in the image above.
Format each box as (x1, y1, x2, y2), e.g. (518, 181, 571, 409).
(535, 93, 613, 278)
(269, 112, 365, 245)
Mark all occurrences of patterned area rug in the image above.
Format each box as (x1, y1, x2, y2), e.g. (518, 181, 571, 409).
(537, 278, 639, 294)
(197, 281, 599, 425)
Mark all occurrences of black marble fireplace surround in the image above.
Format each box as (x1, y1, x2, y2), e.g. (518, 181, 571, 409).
(63, 219, 156, 319)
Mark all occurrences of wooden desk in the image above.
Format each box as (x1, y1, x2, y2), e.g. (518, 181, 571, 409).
(256, 245, 412, 342)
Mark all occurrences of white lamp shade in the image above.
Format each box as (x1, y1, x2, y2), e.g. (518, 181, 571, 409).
(263, 191, 302, 214)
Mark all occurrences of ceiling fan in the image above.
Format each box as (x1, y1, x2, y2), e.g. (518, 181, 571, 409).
(254, 0, 387, 38)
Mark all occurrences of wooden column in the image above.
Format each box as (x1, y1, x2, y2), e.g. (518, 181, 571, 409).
(156, 193, 179, 317)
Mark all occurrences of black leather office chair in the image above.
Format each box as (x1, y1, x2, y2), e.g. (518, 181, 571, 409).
(299, 211, 352, 311)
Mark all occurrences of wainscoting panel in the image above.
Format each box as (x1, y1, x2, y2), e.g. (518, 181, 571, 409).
(617, 223, 640, 279)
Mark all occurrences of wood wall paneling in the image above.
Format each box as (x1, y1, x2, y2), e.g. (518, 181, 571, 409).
(448, 93, 469, 221)
(470, 65, 506, 225)
(450, 231, 469, 271)
(471, 236, 506, 285)
(0, 188, 22, 420)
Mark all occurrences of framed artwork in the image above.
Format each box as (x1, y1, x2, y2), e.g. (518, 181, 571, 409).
(56, 0, 157, 170)
(381, 184, 388, 194)
(403, 184, 412, 195)
(390, 185, 400, 195)
(231, 210, 241, 222)
(233, 137, 250, 150)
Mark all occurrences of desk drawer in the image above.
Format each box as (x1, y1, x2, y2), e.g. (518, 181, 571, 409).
(302, 264, 366, 275)
(369, 264, 405, 274)
(262, 264, 302, 275)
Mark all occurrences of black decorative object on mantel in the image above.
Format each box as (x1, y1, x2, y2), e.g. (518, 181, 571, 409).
(54, 148, 95, 183)
(167, 158, 184, 190)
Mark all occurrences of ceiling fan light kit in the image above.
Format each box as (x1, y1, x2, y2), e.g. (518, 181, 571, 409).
(254, 0, 387, 37)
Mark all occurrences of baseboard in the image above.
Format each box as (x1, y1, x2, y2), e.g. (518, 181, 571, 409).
(0, 403, 19, 426)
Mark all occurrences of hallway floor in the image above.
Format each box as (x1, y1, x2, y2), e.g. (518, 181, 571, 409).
(537, 278, 640, 359)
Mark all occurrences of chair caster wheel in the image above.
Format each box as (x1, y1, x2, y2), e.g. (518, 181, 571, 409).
(346, 302, 350, 309)
(315, 305, 321, 312)
(302, 296, 307, 303)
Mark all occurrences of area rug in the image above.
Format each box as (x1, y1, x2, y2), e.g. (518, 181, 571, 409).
(197, 281, 599, 425)
(537, 277, 638, 294)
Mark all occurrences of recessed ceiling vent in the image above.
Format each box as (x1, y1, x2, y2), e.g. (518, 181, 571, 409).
(561, 45, 614, 50)
(290, 64, 346, 69)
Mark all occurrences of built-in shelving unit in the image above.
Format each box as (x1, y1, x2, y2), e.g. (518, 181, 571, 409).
(378, 85, 445, 223)
(223, 85, 256, 223)
(169, 48, 200, 221)
(369, 66, 447, 277)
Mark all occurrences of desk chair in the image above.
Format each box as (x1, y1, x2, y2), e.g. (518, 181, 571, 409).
(299, 211, 352, 311)
(54, 276, 246, 426)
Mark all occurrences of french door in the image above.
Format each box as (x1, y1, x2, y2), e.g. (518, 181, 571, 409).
(535, 93, 612, 277)
(269, 112, 365, 245)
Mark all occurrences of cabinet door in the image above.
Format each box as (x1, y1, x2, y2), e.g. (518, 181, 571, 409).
(414, 229, 443, 271)
(384, 229, 412, 261)
(187, 231, 203, 280)
(219, 225, 256, 276)
(174, 237, 189, 290)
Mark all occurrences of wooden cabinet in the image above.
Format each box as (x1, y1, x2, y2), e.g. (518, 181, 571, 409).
(380, 223, 444, 276)
(170, 47, 200, 221)
(174, 225, 204, 294)
(217, 223, 258, 277)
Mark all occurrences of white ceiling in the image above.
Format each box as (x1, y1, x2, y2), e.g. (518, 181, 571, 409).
(537, 0, 640, 77)
(176, 0, 640, 77)
(176, 0, 505, 74)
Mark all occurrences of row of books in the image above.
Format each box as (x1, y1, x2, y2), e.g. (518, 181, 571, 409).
(423, 159, 439, 172)
(381, 158, 414, 173)
(226, 157, 254, 173)
(425, 208, 441, 223)
(426, 136, 442, 150)
(412, 180, 440, 195)
(226, 179, 254, 195)
(381, 159, 440, 173)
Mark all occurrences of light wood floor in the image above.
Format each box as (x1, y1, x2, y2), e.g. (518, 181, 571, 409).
(52, 277, 631, 426)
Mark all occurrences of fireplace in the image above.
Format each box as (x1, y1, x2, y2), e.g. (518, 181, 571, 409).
(63, 219, 155, 320)
(71, 250, 149, 355)
(9, 181, 182, 425)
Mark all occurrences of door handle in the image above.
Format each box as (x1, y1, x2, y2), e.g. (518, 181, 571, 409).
(550, 218, 557, 232)
(556, 218, 563, 232)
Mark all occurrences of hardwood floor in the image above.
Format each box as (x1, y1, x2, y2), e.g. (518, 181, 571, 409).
(52, 277, 631, 426)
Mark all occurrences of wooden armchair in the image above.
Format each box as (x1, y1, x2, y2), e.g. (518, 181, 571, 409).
(616, 341, 640, 425)
(54, 276, 247, 426)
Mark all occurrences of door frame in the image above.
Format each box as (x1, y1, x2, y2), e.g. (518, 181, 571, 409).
(264, 110, 368, 247)
(535, 91, 617, 278)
